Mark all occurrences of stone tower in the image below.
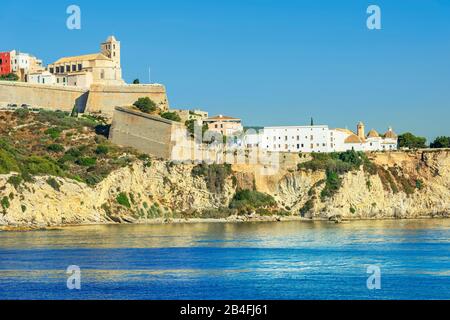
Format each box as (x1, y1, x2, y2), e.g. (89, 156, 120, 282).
(100, 35, 123, 82)
(101, 36, 121, 68)
(357, 121, 365, 139)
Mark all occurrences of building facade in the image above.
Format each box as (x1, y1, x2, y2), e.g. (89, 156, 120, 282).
(45, 36, 124, 88)
(10, 50, 44, 81)
(203, 115, 243, 136)
(172, 108, 209, 124)
(0, 52, 11, 76)
(246, 121, 398, 153)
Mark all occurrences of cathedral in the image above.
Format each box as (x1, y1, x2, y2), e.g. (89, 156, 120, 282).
(30, 36, 125, 88)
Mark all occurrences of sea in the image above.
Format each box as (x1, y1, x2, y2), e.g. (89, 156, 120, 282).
(0, 219, 449, 300)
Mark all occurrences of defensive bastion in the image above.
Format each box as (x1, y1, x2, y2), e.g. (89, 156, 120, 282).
(0, 81, 169, 117)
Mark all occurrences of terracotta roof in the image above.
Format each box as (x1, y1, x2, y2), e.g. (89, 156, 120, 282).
(367, 129, 380, 138)
(53, 53, 110, 64)
(384, 128, 398, 139)
(334, 128, 355, 135)
(345, 134, 364, 144)
(205, 115, 241, 121)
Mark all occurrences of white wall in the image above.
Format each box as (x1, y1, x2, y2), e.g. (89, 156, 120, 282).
(262, 125, 330, 153)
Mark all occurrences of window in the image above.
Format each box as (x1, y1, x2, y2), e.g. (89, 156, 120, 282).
(49, 68, 54, 73)
(56, 67, 60, 73)
(72, 65, 76, 72)
(66, 65, 70, 72)
(297, 144, 300, 149)
(297, 136, 300, 140)
(310, 135, 313, 140)
(215, 124, 218, 128)
(78, 64, 82, 71)
(101, 69, 105, 79)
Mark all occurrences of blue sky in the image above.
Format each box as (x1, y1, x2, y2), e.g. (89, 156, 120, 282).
(1, 0, 449, 141)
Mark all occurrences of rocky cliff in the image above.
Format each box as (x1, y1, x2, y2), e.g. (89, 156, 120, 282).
(0, 150, 449, 228)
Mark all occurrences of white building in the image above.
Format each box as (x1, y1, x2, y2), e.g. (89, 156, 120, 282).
(28, 71, 56, 85)
(245, 121, 398, 153)
(262, 125, 331, 153)
(10, 50, 44, 81)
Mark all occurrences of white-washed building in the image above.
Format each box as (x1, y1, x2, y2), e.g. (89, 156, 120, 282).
(28, 71, 56, 85)
(245, 121, 398, 153)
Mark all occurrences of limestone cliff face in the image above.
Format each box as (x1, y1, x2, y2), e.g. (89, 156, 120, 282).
(264, 150, 450, 220)
(0, 161, 234, 227)
(0, 150, 449, 227)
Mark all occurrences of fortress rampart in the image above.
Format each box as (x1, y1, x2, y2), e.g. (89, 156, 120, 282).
(0, 81, 169, 117)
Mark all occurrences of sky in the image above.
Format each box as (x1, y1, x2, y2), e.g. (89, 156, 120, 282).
(1, 0, 449, 141)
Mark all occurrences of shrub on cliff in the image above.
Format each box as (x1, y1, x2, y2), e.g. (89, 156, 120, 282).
(133, 97, 157, 114)
(116, 192, 131, 208)
(430, 136, 450, 149)
(398, 132, 427, 149)
(161, 112, 181, 122)
(298, 150, 376, 200)
(0, 73, 19, 81)
(192, 163, 232, 193)
(229, 189, 276, 214)
(23, 156, 65, 177)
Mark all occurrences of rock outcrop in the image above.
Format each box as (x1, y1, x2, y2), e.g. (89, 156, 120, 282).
(0, 150, 449, 227)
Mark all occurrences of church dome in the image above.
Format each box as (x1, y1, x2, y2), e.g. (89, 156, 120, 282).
(384, 127, 397, 139)
(345, 134, 364, 144)
(367, 129, 380, 138)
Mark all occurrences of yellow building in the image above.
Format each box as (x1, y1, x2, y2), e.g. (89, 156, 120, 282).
(47, 36, 124, 88)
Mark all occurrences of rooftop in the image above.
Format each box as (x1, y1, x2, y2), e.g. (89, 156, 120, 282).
(205, 114, 241, 121)
(52, 53, 111, 65)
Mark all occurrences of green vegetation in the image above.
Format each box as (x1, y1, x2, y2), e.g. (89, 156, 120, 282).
(416, 179, 424, 190)
(138, 154, 152, 167)
(229, 189, 276, 215)
(133, 79, 140, 84)
(298, 150, 369, 174)
(430, 136, 450, 149)
(300, 199, 314, 217)
(0, 73, 19, 81)
(350, 206, 356, 214)
(95, 145, 109, 155)
(398, 132, 427, 149)
(75, 157, 97, 167)
(320, 169, 342, 201)
(47, 144, 64, 153)
(0, 109, 143, 187)
(46, 177, 61, 191)
(160, 112, 181, 122)
(1, 196, 10, 210)
(191, 163, 232, 193)
(298, 150, 377, 200)
(7, 175, 23, 190)
(116, 192, 131, 208)
(44, 127, 62, 139)
(185, 119, 209, 141)
(133, 97, 157, 114)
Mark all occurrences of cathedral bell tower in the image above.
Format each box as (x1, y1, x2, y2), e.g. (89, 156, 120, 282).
(101, 35, 121, 68)
(357, 121, 365, 139)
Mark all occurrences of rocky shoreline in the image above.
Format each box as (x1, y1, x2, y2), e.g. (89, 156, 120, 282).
(1, 213, 449, 232)
(1, 149, 449, 229)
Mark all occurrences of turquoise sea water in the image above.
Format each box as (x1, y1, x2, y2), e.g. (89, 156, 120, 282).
(0, 219, 449, 300)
